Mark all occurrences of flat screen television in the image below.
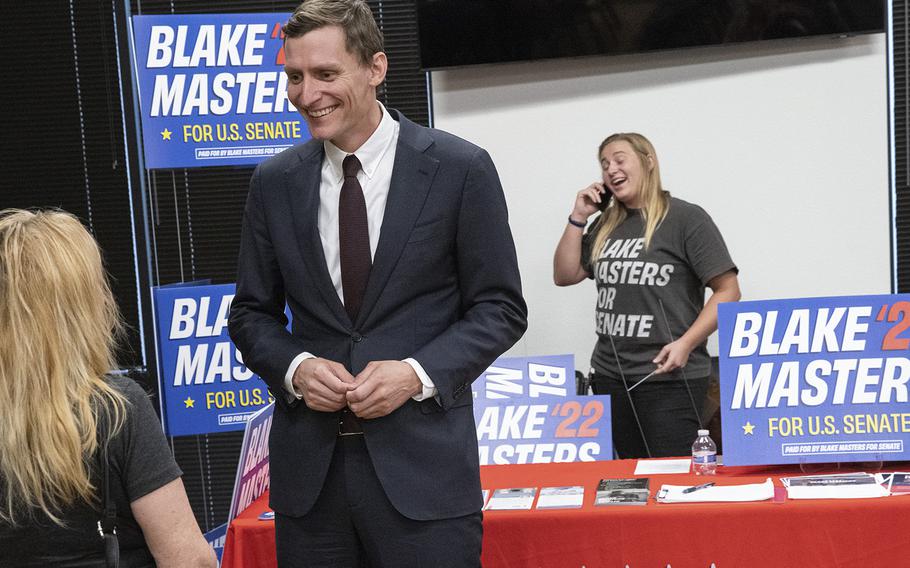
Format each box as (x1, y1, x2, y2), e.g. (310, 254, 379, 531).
(416, 0, 886, 70)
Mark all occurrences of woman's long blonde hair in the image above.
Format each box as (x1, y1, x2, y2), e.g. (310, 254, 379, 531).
(0, 209, 127, 525)
(589, 132, 670, 267)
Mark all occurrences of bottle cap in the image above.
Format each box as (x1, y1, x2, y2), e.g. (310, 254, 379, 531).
(697, 429, 710, 436)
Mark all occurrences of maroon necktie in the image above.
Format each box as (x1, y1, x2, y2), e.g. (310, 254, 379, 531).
(339, 154, 371, 323)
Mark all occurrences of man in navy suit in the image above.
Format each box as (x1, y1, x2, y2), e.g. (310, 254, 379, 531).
(228, 1, 527, 565)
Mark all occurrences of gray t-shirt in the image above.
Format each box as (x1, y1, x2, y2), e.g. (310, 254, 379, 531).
(0, 376, 183, 567)
(582, 196, 736, 382)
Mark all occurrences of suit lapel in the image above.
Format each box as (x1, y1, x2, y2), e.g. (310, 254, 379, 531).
(357, 115, 438, 328)
(285, 144, 351, 328)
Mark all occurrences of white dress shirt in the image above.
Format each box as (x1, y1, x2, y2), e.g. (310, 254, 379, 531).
(283, 103, 437, 401)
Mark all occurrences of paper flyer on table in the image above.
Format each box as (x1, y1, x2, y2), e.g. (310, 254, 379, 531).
(657, 478, 775, 503)
(783, 473, 890, 499)
(536, 486, 584, 509)
(634, 458, 691, 475)
(485, 487, 537, 510)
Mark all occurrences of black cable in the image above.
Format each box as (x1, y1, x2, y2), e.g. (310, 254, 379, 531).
(657, 298, 704, 429)
(606, 332, 652, 459)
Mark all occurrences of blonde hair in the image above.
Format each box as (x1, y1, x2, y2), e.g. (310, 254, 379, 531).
(589, 132, 670, 267)
(0, 209, 127, 525)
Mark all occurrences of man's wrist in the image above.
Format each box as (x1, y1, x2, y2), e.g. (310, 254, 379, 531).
(285, 352, 315, 399)
(404, 358, 437, 401)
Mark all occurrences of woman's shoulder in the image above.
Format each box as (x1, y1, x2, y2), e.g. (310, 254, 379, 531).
(105, 374, 153, 406)
(666, 196, 715, 223)
(667, 195, 703, 212)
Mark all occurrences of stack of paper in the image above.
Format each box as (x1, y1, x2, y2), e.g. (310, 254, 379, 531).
(781, 473, 890, 499)
(884, 472, 910, 495)
(634, 459, 692, 475)
(536, 486, 585, 509)
(484, 487, 537, 510)
(595, 478, 650, 506)
(656, 478, 775, 503)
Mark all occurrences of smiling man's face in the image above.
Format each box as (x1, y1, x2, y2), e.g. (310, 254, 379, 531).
(284, 25, 387, 152)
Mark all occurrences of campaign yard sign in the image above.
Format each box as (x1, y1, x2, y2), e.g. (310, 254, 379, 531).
(718, 294, 910, 466)
(472, 355, 614, 464)
(130, 13, 307, 168)
(474, 395, 613, 465)
(228, 402, 273, 522)
(474, 354, 575, 400)
(153, 283, 274, 436)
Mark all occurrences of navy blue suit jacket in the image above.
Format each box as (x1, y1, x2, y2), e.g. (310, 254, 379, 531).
(228, 110, 527, 520)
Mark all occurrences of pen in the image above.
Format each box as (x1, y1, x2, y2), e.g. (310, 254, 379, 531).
(627, 370, 657, 392)
(682, 482, 716, 494)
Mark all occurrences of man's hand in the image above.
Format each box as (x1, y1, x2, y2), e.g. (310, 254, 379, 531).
(346, 361, 422, 419)
(292, 358, 355, 412)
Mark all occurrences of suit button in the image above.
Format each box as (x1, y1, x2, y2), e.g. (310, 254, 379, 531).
(351, 332, 363, 342)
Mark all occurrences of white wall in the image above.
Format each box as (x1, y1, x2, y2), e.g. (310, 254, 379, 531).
(430, 34, 890, 369)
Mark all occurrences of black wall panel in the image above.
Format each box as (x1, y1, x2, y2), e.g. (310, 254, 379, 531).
(895, 1, 910, 293)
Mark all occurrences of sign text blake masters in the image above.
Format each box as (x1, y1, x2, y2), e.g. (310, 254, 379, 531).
(131, 13, 309, 168)
(718, 295, 910, 465)
(153, 283, 274, 436)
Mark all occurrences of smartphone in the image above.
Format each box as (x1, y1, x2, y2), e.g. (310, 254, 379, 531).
(597, 191, 612, 211)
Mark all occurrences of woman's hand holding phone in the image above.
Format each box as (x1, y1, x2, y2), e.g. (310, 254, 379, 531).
(572, 182, 608, 222)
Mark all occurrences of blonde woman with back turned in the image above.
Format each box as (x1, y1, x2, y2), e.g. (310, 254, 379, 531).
(0, 209, 215, 567)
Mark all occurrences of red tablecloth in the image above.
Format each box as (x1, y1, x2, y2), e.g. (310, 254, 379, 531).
(221, 493, 276, 568)
(222, 460, 910, 568)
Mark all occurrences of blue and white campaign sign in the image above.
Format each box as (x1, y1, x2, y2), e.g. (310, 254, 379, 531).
(474, 354, 575, 399)
(718, 294, 910, 466)
(203, 523, 227, 563)
(153, 283, 274, 436)
(474, 395, 612, 465)
(471, 354, 613, 463)
(130, 13, 307, 169)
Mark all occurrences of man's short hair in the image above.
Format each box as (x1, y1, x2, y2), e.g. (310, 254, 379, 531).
(283, 0, 384, 66)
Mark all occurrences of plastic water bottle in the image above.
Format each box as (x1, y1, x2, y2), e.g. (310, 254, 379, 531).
(691, 429, 717, 475)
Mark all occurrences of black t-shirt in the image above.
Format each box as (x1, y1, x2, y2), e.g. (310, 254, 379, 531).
(582, 197, 737, 382)
(0, 376, 183, 567)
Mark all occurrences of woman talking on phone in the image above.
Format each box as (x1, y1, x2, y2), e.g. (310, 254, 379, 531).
(554, 133, 740, 458)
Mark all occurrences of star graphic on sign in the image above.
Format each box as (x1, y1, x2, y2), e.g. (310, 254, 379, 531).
(742, 421, 756, 435)
(161, 128, 172, 141)
(184, 396, 195, 408)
